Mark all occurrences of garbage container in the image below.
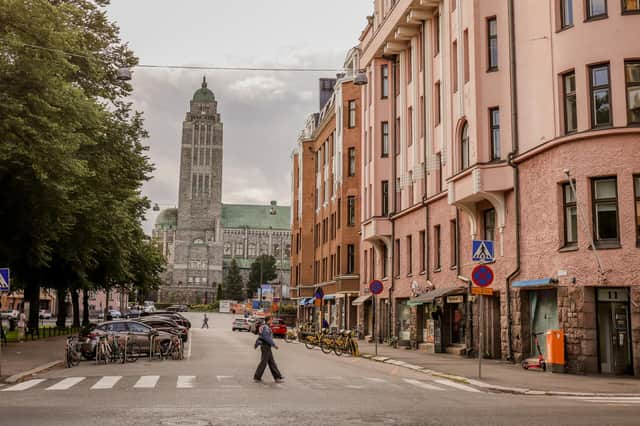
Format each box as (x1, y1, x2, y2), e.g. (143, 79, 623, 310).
(545, 329, 565, 373)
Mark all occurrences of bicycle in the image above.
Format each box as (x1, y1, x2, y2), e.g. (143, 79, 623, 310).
(124, 333, 142, 363)
(384, 335, 399, 349)
(95, 335, 112, 364)
(304, 329, 327, 349)
(64, 336, 82, 368)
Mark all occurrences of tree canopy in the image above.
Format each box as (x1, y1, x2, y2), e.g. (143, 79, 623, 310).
(247, 254, 277, 299)
(223, 258, 245, 302)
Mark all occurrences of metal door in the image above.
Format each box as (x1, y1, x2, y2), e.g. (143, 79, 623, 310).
(598, 296, 632, 375)
(529, 289, 558, 358)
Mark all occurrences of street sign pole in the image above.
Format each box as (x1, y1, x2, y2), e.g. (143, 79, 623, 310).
(478, 295, 483, 379)
(373, 294, 377, 357)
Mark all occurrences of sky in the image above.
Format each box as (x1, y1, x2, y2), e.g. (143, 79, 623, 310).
(105, 0, 372, 233)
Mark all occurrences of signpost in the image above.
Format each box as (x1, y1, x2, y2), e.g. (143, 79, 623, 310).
(369, 280, 384, 356)
(471, 264, 494, 379)
(0, 268, 7, 377)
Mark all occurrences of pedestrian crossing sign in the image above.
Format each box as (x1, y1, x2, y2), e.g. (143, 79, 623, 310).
(0, 268, 9, 292)
(472, 240, 494, 262)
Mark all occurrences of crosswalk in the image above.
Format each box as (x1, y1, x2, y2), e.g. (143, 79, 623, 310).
(560, 396, 640, 406)
(1, 374, 483, 394)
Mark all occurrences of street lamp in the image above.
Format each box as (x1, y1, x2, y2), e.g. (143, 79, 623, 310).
(117, 67, 132, 81)
(354, 70, 368, 86)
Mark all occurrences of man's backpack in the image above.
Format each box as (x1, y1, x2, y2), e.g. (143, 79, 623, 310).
(252, 320, 264, 335)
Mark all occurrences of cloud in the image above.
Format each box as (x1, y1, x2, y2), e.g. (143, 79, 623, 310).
(228, 76, 286, 102)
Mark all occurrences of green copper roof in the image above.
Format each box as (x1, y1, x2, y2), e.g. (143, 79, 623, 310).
(221, 202, 290, 230)
(155, 208, 178, 228)
(192, 76, 215, 103)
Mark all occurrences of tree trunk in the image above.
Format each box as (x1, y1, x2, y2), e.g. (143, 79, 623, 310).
(56, 287, 67, 327)
(71, 288, 80, 327)
(104, 288, 110, 317)
(25, 282, 41, 331)
(82, 290, 90, 326)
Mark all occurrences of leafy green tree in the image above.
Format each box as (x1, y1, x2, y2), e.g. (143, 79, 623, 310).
(247, 255, 277, 299)
(223, 258, 245, 301)
(216, 283, 224, 302)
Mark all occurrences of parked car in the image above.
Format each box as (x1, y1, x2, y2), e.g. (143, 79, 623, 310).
(232, 318, 251, 332)
(80, 320, 173, 359)
(39, 310, 52, 319)
(108, 310, 122, 319)
(167, 304, 188, 312)
(140, 311, 191, 328)
(270, 318, 287, 338)
(138, 316, 188, 342)
(0, 309, 19, 320)
(143, 304, 155, 313)
(125, 308, 141, 318)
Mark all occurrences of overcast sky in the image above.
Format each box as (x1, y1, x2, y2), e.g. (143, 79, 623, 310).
(106, 0, 371, 233)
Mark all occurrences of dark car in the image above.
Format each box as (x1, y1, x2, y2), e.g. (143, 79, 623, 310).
(140, 311, 191, 328)
(167, 305, 188, 312)
(125, 308, 142, 318)
(80, 320, 173, 358)
(138, 316, 189, 342)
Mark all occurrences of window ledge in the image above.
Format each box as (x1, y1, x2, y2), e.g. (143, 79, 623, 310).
(407, 273, 413, 277)
(558, 245, 579, 253)
(557, 24, 574, 33)
(434, 267, 442, 273)
(589, 242, 621, 250)
(622, 10, 640, 15)
(450, 265, 457, 270)
(486, 67, 498, 73)
(584, 14, 608, 23)
(419, 270, 426, 276)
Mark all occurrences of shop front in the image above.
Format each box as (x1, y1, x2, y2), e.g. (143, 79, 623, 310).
(352, 294, 372, 338)
(396, 298, 411, 346)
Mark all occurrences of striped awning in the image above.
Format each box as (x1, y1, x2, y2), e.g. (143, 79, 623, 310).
(351, 294, 372, 306)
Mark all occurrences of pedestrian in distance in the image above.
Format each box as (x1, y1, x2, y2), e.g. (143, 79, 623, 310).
(322, 318, 329, 329)
(17, 310, 27, 342)
(202, 313, 209, 328)
(253, 316, 284, 383)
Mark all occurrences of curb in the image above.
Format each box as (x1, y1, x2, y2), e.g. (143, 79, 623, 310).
(360, 353, 640, 398)
(4, 360, 64, 384)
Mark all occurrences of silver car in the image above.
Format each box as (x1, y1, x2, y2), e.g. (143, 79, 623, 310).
(232, 318, 251, 332)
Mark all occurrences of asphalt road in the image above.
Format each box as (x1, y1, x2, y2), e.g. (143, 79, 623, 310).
(0, 312, 638, 425)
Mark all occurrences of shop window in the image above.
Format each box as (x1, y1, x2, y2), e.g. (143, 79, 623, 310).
(625, 61, 640, 124)
(563, 183, 578, 246)
(592, 177, 619, 245)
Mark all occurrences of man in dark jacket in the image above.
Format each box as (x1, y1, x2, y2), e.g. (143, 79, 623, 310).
(253, 316, 284, 383)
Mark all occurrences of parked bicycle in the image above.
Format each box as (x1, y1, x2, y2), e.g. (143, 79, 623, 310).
(64, 336, 82, 368)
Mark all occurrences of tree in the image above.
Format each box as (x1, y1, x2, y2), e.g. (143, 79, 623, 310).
(215, 284, 224, 302)
(247, 255, 277, 299)
(223, 258, 245, 301)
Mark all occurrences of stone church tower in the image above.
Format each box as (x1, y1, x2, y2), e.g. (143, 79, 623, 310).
(171, 77, 224, 302)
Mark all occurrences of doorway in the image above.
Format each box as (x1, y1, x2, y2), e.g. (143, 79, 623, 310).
(597, 288, 633, 375)
(529, 289, 558, 359)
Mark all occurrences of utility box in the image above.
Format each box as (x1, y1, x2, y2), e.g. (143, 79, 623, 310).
(545, 330, 565, 373)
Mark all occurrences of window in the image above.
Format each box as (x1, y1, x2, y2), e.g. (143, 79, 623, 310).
(490, 108, 500, 160)
(382, 244, 388, 277)
(586, 0, 607, 18)
(634, 176, 640, 246)
(623, 0, 640, 12)
(407, 47, 412, 83)
(484, 209, 496, 241)
(395, 117, 401, 155)
(370, 248, 375, 281)
(382, 180, 389, 216)
(450, 220, 458, 267)
(381, 121, 389, 157)
(563, 71, 578, 133)
(487, 17, 498, 71)
(592, 177, 619, 243)
(625, 61, 640, 124)
(337, 245, 341, 274)
(461, 121, 470, 170)
(394, 239, 401, 276)
(395, 60, 400, 95)
(406, 235, 412, 274)
(235, 242, 244, 256)
(435, 153, 443, 193)
(463, 29, 469, 83)
(381, 64, 389, 99)
(396, 177, 402, 212)
(433, 13, 440, 56)
(347, 244, 355, 274)
(348, 148, 356, 176)
(363, 250, 368, 282)
(561, 0, 574, 27)
(452, 40, 458, 92)
(248, 243, 257, 257)
(433, 82, 442, 127)
(407, 107, 413, 146)
(348, 100, 356, 128)
(347, 196, 356, 225)
(590, 64, 612, 128)
(419, 230, 426, 272)
(563, 183, 578, 246)
(337, 198, 341, 228)
(434, 225, 441, 270)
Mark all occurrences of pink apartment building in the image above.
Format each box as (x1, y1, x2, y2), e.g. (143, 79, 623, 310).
(355, 0, 640, 376)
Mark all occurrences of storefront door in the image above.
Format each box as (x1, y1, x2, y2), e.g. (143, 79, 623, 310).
(397, 300, 411, 343)
(529, 289, 558, 359)
(597, 288, 633, 375)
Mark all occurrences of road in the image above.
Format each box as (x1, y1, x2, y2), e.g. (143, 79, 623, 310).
(0, 312, 638, 425)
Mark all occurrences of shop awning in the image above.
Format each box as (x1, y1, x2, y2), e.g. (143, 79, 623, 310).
(513, 278, 557, 289)
(323, 295, 336, 301)
(351, 294, 372, 306)
(407, 286, 466, 306)
(298, 298, 310, 306)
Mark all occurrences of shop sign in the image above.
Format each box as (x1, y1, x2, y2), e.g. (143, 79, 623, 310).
(472, 287, 493, 296)
(446, 295, 464, 304)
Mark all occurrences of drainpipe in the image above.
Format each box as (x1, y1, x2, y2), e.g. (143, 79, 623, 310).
(456, 208, 472, 355)
(505, 0, 520, 362)
(422, 21, 430, 284)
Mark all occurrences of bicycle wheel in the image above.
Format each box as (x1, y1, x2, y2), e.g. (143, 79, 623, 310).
(70, 348, 82, 366)
(320, 338, 334, 354)
(126, 340, 141, 362)
(333, 340, 343, 356)
(304, 336, 316, 350)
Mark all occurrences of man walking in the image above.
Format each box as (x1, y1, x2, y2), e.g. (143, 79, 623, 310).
(202, 313, 209, 329)
(253, 316, 284, 383)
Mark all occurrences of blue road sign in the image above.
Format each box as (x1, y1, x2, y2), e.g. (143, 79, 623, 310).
(369, 280, 384, 295)
(0, 268, 9, 292)
(472, 240, 495, 262)
(471, 264, 494, 287)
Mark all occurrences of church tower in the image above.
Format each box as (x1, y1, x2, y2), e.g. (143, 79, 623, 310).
(172, 77, 224, 302)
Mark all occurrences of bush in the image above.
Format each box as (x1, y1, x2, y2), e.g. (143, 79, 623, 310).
(188, 302, 219, 312)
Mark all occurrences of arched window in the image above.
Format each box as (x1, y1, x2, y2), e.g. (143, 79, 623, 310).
(461, 121, 470, 170)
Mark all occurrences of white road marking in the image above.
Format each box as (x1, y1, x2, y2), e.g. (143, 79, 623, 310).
(133, 375, 160, 388)
(91, 376, 122, 390)
(177, 375, 196, 388)
(433, 379, 481, 393)
(345, 385, 366, 389)
(46, 377, 85, 391)
(402, 378, 445, 391)
(216, 375, 241, 388)
(2, 379, 46, 392)
(562, 396, 640, 405)
(186, 329, 192, 359)
(365, 377, 388, 383)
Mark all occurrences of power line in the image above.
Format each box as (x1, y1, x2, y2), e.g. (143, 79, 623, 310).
(2, 38, 345, 72)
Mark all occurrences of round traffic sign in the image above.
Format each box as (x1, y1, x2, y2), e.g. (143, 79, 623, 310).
(369, 280, 384, 295)
(471, 264, 494, 287)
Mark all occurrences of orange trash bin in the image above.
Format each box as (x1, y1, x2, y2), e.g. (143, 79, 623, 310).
(545, 330, 565, 373)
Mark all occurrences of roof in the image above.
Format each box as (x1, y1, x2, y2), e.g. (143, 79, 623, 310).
(221, 202, 290, 230)
(192, 76, 215, 103)
(155, 208, 178, 228)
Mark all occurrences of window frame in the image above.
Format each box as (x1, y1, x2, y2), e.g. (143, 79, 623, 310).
(487, 16, 498, 72)
(489, 107, 500, 161)
(562, 182, 578, 247)
(381, 64, 389, 99)
(348, 147, 356, 177)
(348, 100, 357, 128)
(484, 209, 496, 242)
(625, 60, 640, 125)
(381, 121, 389, 157)
(561, 0, 575, 28)
(461, 121, 470, 170)
(591, 176, 620, 246)
(563, 70, 578, 134)
(381, 180, 389, 217)
(347, 244, 356, 274)
(634, 175, 640, 247)
(586, 0, 608, 20)
(622, 0, 640, 14)
(406, 235, 413, 275)
(347, 196, 356, 226)
(434, 225, 441, 271)
(589, 63, 612, 128)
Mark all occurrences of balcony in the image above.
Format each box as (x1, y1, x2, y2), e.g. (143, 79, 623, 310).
(362, 216, 392, 245)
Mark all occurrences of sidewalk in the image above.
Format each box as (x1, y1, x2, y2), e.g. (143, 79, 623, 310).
(357, 342, 640, 396)
(1, 336, 66, 382)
